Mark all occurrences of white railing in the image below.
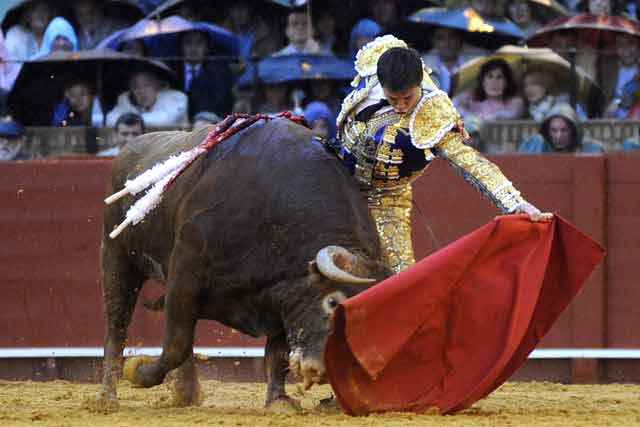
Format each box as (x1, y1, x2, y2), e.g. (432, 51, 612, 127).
(1, 347, 640, 359)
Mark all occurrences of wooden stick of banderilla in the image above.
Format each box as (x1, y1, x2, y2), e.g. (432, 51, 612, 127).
(104, 188, 129, 204)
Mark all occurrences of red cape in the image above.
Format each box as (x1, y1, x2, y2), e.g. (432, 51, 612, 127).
(325, 215, 605, 415)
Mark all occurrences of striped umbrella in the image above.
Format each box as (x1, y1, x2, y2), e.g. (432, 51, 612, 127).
(526, 13, 640, 49)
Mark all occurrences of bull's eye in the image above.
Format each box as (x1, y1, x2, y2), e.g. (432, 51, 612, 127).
(322, 291, 346, 315)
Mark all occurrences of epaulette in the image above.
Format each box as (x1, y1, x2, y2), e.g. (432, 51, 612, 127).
(409, 90, 458, 150)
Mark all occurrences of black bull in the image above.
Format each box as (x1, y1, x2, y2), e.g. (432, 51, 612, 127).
(96, 118, 392, 410)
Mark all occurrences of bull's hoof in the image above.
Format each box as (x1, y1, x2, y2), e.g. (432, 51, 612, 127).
(265, 396, 302, 413)
(83, 392, 120, 413)
(170, 379, 204, 407)
(122, 356, 156, 387)
(315, 394, 341, 413)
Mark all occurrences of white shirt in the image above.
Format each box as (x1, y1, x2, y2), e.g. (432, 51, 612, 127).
(616, 64, 639, 98)
(184, 63, 203, 91)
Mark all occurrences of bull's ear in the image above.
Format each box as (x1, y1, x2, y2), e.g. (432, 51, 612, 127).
(308, 260, 320, 275)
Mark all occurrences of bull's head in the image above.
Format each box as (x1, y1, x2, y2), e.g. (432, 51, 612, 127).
(283, 245, 390, 390)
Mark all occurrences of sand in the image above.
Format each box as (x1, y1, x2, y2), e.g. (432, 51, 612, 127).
(1, 379, 639, 426)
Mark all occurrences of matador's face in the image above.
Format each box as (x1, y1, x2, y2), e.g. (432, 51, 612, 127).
(382, 85, 422, 115)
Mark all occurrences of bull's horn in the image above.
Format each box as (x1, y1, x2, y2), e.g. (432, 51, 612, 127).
(315, 246, 375, 285)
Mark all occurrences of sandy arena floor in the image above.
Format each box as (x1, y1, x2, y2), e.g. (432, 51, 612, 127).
(1, 379, 639, 426)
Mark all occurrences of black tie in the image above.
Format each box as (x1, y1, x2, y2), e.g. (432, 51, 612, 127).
(355, 99, 390, 122)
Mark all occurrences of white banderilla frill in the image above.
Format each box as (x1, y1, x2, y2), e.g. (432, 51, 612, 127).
(105, 145, 207, 239)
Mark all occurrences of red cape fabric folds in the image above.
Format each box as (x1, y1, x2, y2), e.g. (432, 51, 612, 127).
(325, 214, 604, 415)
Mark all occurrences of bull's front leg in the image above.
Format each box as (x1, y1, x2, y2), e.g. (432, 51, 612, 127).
(123, 241, 201, 391)
(265, 334, 301, 411)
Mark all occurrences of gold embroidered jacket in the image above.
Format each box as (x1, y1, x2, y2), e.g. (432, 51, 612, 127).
(334, 35, 525, 213)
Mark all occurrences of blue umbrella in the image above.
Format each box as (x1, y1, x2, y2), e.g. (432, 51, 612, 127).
(268, 0, 307, 6)
(404, 7, 524, 50)
(237, 54, 356, 88)
(98, 15, 242, 57)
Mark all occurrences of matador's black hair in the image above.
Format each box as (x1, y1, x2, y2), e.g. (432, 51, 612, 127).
(377, 47, 423, 92)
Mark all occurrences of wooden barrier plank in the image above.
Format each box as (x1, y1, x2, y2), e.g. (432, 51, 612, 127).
(0, 155, 621, 380)
(606, 153, 640, 349)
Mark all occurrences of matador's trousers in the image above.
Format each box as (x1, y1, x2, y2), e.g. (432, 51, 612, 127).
(365, 184, 415, 273)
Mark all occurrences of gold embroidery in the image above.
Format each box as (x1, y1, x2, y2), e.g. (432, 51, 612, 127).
(365, 110, 399, 137)
(436, 132, 525, 212)
(354, 35, 407, 77)
(377, 140, 404, 163)
(410, 91, 457, 149)
(365, 185, 414, 272)
(372, 171, 425, 190)
(374, 162, 400, 180)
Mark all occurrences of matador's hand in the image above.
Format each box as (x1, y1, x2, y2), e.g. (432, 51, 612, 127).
(514, 201, 553, 222)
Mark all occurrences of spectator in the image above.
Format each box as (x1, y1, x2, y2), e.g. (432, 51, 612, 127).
(469, 0, 502, 15)
(624, 0, 640, 19)
(175, 30, 234, 120)
(602, 33, 640, 116)
(173, 2, 201, 21)
(314, 7, 337, 54)
(506, 0, 542, 38)
(368, 0, 399, 32)
(422, 27, 483, 94)
(72, 0, 128, 49)
(349, 18, 381, 59)
(522, 68, 557, 122)
(304, 101, 336, 139)
(518, 103, 605, 153)
(577, 0, 624, 14)
(0, 117, 28, 160)
(192, 111, 221, 130)
(51, 79, 104, 127)
(453, 58, 525, 122)
(273, 8, 329, 56)
(557, 0, 580, 11)
(621, 87, 640, 119)
(620, 138, 640, 151)
(106, 69, 188, 128)
(567, 2, 626, 94)
(548, 31, 578, 64)
(254, 83, 292, 113)
(5, 1, 54, 61)
(33, 16, 78, 58)
(97, 112, 145, 157)
(522, 67, 589, 121)
(120, 39, 146, 56)
(308, 80, 342, 117)
(223, 0, 282, 58)
(0, 31, 20, 102)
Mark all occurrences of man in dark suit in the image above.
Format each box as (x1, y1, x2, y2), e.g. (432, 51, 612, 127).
(175, 30, 234, 121)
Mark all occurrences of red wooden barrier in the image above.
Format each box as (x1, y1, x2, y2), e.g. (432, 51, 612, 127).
(0, 154, 637, 382)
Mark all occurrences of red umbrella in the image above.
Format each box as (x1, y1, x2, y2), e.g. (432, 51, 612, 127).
(526, 13, 640, 49)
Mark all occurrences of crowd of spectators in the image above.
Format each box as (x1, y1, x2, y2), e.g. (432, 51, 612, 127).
(1, 0, 640, 160)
